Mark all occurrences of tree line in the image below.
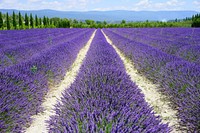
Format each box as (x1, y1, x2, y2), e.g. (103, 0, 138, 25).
(0, 11, 72, 30)
(0, 11, 195, 30)
(192, 13, 200, 27)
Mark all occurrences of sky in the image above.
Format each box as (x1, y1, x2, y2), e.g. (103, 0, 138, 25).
(0, 0, 200, 12)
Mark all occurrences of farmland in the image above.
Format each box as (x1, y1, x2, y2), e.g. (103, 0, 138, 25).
(0, 28, 200, 133)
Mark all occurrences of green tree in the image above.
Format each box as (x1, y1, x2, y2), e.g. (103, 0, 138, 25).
(103, 21, 107, 27)
(25, 13, 29, 28)
(121, 20, 126, 24)
(43, 16, 47, 26)
(0, 12, 3, 29)
(63, 19, 70, 28)
(192, 18, 200, 27)
(192, 13, 200, 27)
(58, 19, 70, 28)
(35, 15, 38, 27)
(30, 13, 34, 28)
(50, 18, 53, 25)
(12, 11, 17, 29)
(85, 19, 95, 27)
(120, 20, 126, 27)
(50, 17, 60, 27)
(6, 12, 10, 30)
(18, 12, 23, 29)
(39, 17, 42, 27)
(71, 19, 78, 28)
(46, 17, 49, 26)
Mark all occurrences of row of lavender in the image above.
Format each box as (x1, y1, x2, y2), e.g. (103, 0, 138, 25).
(0, 28, 95, 132)
(103, 28, 200, 132)
(0, 29, 86, 69)
(113, 28, 200, 46)
(110, 28, 200, 64)
(48, 29, 170, 132)
(0, 28, 78, 49)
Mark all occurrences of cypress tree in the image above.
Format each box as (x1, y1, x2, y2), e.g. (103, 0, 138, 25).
(35, 15, 38, 27)
(43, 16, 47, 26)
(46, 17, 49, 26)
(39, 17, 42, 27)
(25, 13, 29, 28)
(30, 13, 34, 28)
(50, 18, 53, 25)
(6, 12, 10, 30)
(19, 12, 23, 29)
(192, 13, 200, 27)
(0, 12, 3, 29)
(12, 11, 17, 29)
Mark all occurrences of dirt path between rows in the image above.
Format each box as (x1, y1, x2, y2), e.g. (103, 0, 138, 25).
(102, 30, 182, 133)
(25, 30, 96, 133)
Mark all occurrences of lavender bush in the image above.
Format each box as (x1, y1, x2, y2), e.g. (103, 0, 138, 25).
(160, 61, 200, 132)
(48, 29, 170, 133)
(103, 28, 200, 132)
(0, 28, 95, 132)
(0, 29, 86, 69)
(109, 28, 200, 60)
(175, 45, 200, 64)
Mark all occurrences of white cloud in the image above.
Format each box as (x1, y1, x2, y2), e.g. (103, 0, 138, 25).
(28, 0, 42, 2)
(132, 0, 186, 11)
(193, 0, 200, 8)
(93, 6, 127, 11)
(1, 0, 19, 4)
(0, 0, 24, 10)
(193, 0, 200, 4)
(135, 0, 152, 7)
(93, 7, 111, 11)
(0, 0, 197, 11)
(166, 0, 185, 6)
(0, 0, 102, 11)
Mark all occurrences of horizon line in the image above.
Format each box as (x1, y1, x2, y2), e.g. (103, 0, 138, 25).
(0, 8, 199, 12)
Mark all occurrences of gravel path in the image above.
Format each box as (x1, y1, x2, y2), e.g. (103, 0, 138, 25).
(102, 30, 182, 133)
(25, 30, 96, 133)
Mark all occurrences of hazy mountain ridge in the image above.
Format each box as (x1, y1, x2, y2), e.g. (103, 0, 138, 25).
(0, 9, 199, 21)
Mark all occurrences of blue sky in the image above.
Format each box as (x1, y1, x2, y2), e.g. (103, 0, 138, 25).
(0, 0, 200, 11)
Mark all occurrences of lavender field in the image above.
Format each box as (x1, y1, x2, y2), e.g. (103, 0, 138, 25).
(0, 28, 199, 133)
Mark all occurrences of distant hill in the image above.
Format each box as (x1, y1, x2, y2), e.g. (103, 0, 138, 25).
(0, 9, 199, 22)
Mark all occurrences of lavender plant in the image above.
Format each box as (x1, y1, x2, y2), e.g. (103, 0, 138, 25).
(0, 28, 87, 69)
(103, 28, 200, 132)
(0, 28, 95, 132)
(48, 29, 170, 133)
